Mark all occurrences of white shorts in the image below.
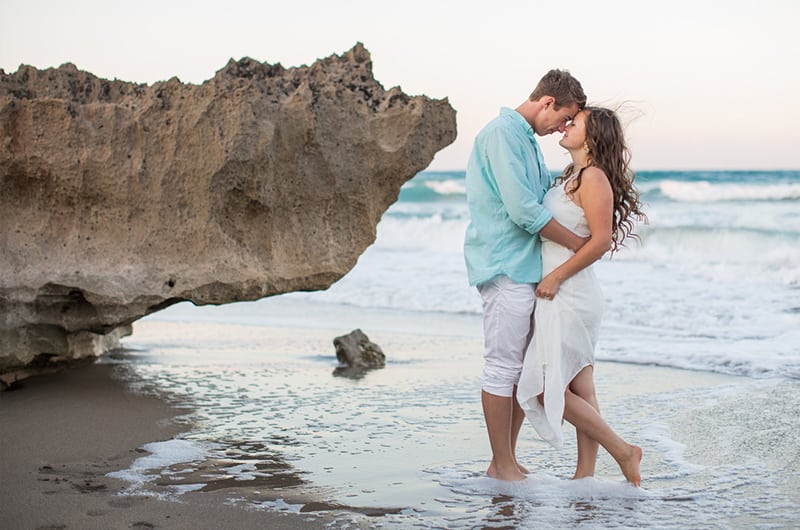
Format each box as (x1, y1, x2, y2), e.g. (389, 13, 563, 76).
(477, 275, 537, 397)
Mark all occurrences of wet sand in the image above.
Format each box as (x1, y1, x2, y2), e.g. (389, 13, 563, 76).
(0, 362, 330, 530)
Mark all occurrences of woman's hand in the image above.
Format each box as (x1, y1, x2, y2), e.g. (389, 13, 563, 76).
(535, 272, 562, 300)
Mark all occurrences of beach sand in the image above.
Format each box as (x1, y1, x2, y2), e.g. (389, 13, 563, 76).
(0, 362, 330, 530)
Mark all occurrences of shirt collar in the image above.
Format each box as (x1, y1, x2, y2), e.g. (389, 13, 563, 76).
(500, 107, 536, 141)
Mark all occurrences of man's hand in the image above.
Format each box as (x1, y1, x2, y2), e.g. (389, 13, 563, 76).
(539, 218, 589, 253)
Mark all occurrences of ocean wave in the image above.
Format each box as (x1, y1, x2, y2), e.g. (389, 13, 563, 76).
(612, 227, 800, 285)
(658, 180, 800, 202)
(597, 338, 800, 380)
(375, 214, 469, 253)
(405, 172, 800, 204)
(424, 179, 466, 195)
(399, 179, 466, 202)
(636, 223, 800, 239)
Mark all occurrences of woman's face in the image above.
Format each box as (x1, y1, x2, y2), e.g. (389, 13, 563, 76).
(558, 110, 588, 151)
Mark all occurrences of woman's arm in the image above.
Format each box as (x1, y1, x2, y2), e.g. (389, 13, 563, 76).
(535, 168, 613, 299)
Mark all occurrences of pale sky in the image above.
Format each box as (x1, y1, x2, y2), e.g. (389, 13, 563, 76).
(2, 0, 798, 171)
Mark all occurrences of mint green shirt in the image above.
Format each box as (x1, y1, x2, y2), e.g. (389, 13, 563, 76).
(463, 107, 554, 286)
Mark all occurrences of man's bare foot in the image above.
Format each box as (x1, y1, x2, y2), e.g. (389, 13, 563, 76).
(489, 458, 529, 476)
(619, 445, 642, 487)
(487, 461, 527, 481)
(572, 463, 596, 480)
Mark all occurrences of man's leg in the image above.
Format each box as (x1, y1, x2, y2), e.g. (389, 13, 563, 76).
(510, 385, 529, 474)
(478, 276, 535, 481)
(483, 390, 526, 481)
(511, 298, 537, 474)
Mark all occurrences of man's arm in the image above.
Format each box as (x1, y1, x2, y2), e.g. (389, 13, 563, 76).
(483, 128, 554, 235)
(539, 218, 589, 253)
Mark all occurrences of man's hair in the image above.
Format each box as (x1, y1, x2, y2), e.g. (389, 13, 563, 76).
(529, 69, 586, 110)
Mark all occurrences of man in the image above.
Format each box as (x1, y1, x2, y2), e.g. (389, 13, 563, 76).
(464, 69, 587, 481)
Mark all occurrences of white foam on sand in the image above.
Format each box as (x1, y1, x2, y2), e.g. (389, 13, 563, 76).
(439, 470, 649, 500)
(430, 467, 656, 530)
(641, 423, 705, 476)
(107, 438, 209, 493)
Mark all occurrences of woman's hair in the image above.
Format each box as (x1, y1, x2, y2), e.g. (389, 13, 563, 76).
(562, 106, 647, 252)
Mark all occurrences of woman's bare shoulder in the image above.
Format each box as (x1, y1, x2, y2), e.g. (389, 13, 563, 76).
(582, 166, 609, 181)
(580, 167, 613, 194)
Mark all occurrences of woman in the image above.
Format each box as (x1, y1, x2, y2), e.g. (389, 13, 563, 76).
(516, 106, 646, 486)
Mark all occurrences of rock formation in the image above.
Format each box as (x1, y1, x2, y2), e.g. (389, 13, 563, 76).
(333, 329, 385, 378)
(0, 43, 457, 383)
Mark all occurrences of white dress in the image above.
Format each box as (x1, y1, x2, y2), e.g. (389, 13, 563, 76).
(516, 176, 604, 449)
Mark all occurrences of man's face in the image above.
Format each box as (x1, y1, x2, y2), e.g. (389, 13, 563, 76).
(534, 99, 580, 136)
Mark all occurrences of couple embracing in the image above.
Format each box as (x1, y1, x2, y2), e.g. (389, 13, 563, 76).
(464, 69, 646, 485)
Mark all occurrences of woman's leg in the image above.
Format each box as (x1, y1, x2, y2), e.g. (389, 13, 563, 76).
(562, 384, 642, 486)
(569, 366, 600, 478)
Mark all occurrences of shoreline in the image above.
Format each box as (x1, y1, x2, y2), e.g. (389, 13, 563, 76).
(3, 316, 799, 528)
(0, 361, 331, 530)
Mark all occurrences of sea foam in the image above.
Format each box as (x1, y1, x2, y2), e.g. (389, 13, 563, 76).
(658, 179, 800, 202)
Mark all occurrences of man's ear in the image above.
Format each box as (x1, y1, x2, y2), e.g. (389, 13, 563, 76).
(542, 95, 555, 108)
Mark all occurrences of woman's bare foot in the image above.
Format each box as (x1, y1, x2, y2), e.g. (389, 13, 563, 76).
(487, 461, 527, 481)
(619, 445, 642, 487)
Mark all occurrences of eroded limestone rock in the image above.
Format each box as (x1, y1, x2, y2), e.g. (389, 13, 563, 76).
(0, 43, 457, 376)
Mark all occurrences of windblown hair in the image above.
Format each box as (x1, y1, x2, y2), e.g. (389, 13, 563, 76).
(529, 69, 587, 111)
(562, 106, 647, 252)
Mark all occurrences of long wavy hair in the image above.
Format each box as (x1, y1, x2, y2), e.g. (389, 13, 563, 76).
(561, 106, 647, 252)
